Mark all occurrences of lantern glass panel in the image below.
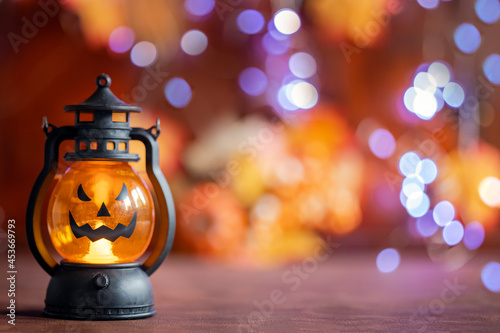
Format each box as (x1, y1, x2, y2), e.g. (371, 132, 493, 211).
(47, 160, 154, 264)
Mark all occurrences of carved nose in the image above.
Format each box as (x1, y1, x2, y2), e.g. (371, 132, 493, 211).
(97, 203, 111, 217)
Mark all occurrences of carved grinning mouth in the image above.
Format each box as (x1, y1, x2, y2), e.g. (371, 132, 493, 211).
(69, 210, 137, 242)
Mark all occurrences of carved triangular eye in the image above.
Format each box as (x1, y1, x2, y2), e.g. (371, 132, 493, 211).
(115, 183, 128, 201)
(78, 185, 91, 202)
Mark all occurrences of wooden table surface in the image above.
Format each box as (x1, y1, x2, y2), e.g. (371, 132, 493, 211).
(2, 251, 500, 332)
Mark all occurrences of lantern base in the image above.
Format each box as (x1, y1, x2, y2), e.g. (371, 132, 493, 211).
(43, 261, 155, 320)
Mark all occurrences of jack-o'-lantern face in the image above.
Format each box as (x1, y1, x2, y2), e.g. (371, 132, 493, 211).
(47, 161, 154, 264)
(70, 183, 137, 242)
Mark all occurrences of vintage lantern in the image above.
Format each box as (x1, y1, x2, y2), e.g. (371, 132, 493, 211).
(26, 74, 175, 319)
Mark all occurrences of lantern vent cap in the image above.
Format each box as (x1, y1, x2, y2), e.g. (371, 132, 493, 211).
(64, 74, 141, 112)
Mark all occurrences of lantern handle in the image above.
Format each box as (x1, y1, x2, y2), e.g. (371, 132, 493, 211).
(26, 118, 77, 276)
(131, 122, 175, 276)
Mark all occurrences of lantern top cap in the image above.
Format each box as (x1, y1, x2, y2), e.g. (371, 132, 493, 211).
(64, 74, 141, 113)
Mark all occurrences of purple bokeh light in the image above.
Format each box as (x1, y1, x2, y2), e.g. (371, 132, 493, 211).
(237, 9, 265, 35)
(463, 221, 485, 250)
(442, 220, 464, 246)
(109, 26, 135, 54)
(164, 78, 192, 108)
(416, 211, 439, 237)
(262, 33, 290, 55)
(238, 67, 268, 96)
(185, 0, 215, 16)
(368, 128, 396, 159)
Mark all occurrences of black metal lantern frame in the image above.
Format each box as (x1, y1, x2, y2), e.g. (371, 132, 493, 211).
(25, 74, 175, 320)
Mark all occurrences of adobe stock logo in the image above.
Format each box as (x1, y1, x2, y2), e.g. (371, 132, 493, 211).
(7, 0, 60, 54)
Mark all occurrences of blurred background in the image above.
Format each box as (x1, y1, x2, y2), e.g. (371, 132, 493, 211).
(1, 0, 500, 288)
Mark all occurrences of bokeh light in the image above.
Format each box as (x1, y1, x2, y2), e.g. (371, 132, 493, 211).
(414, 72, 437, 94)
(416, 158, 438, 184)
(402, 175, 425, 197)
(277, 84, 299, 111)
(454, 23, 481, 54)
(417, 0, 440, 9)
(262, 33, 291, 55)
(289, 52, 317, 79)
(442, 220, 464, 246)
(443, 82, 465, 108)
(416, 211, 439, 237)
(267, 19, 288, 41)
(475, 0, 500, 24)
(483, 54, 500, 85)
(376, 248, 400, 273)
(237, 9, 265, 35)
(181, 30, 208, 56)
(427, 61, 451, 87)
(482, 262, 500, 292)
(164, 78, 192, 108)
(403, 87, 418, 113)
(414, 90, 438, 120)
(368, 128, 396, 159)
(433, 201, 455, 227)
(289, 81, 319, 109)
(463, 221, 485, 250)
(434, 88, 445, 112)
(478, 176, 500, 207)
(406, 192, 430, 218)
(130, 41, 157, 67)
(238, 67, 268, 96)
(252, 194, 282, 222)
(273, 9, 301, 35)
(108, 26, 135, 54)
(184, 0, 215, 16)
(399, 151, 421, 176)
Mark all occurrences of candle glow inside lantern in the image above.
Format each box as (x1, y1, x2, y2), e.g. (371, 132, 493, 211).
(26, 74, 175, 320)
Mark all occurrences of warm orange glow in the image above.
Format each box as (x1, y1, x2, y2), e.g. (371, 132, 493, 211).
(47, 161, 154, 264)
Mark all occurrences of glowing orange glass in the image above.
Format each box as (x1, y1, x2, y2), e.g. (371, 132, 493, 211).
(47, 161, 154, 264)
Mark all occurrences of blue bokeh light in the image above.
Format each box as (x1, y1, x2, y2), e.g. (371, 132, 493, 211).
(434, 88, 445, 112)
(443, 82, 465, 108)
(414, 90, 438, 120)
(376, 248, 401, 273)
(277, 84, 299, 111)
(483, 54, 500, 85)
(442, 220, 464, 246)
(463, 221, 485, 250)
(416, 158, 438, 184)
(403, 87, 418, 113)
(238, 67, 268, 96)
(406, 192, 430, 218)
(399, 151, 421, 177)
(402, 175, 425, 197)
(417, 0, 440, 9)
(482, 262, 500, 292)
(427, 61, 451, 87)
(454, 23, 481, 54)
(416, 211, 439, 237)
(164, 78, 192, 108)
(433, 200, 455, 227)
(237, 9, 265, 35)
(400, 190, 408, 207)
(414, 72, 437, 93)
(475, 0, 500, 24)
